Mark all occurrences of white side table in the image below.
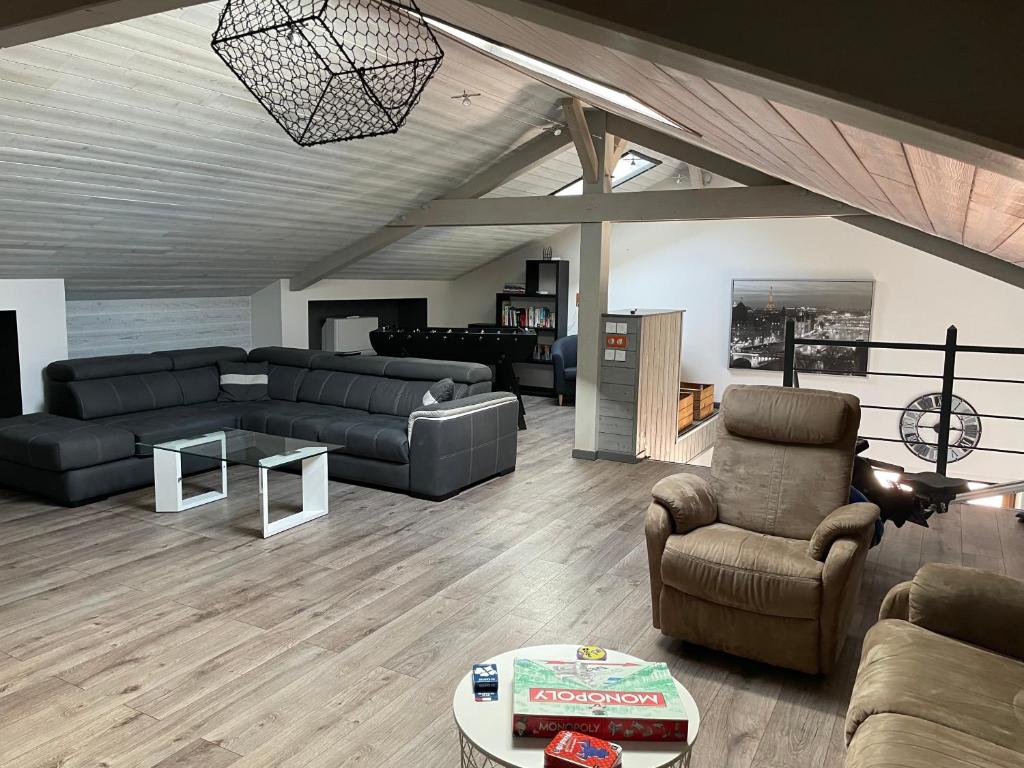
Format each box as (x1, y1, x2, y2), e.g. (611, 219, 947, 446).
(452, 644, 699, 768)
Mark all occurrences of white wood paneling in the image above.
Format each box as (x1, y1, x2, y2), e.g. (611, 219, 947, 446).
(418, 0, 1024, 278)
(66, 296, 252, 357)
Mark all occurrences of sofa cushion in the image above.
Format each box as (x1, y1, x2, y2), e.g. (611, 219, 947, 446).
(173, 367, 220, 404)
(46, 353, 172, 382)
(846, 619, 1024, 754)
(217, 361, 270, 402)
(564, 366, 577, 381)
(238, 402, 344, 437)
(237, 403, 410, 463)
(845, 713, 1023, 768)
(100, 405, 240, 448)
(164, 346, 247, 370)
(422, 378, 455, 406)
(65, 371, 185, 420)
(298, 369, 440, 418)
(0, 413, 136, 471)
(370, 377, 437, 415)
(315, 354, 491, 385)
(319, 414, 410, 464)
(661, 522, 823, 619)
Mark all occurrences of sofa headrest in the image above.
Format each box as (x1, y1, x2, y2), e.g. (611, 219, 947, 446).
(248, 346, 330, 369)
(721, 385, 858, 445)
(315, 354, 491, 384)
(46, 353, 172, 382)
(164, 346, 247, 370)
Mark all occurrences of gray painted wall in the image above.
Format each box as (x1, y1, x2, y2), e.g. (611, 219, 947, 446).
(66, 297, 252, 358)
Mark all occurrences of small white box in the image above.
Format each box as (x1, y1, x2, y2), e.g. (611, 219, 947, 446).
(604, 349, 615, 360)
(614, 350, 626, 361)
(605, 321, 616, 333)
(616, 322, 628, 334)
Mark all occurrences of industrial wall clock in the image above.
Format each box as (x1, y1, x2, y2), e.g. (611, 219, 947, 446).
(899, 393, 982, 463)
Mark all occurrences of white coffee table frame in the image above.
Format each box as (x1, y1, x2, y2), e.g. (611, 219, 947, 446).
(453, 644, 699, 768)
(152, 431, 330, 538)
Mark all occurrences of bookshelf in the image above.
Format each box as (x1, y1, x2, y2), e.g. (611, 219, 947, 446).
(495, 260, 569, 387)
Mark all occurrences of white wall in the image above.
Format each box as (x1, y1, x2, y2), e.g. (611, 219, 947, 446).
(251, 278, 458, 349)
(451, 218, 1024, 483)
(0, 279, 68, 413)
(66, 297, 252, 357)
(250, 281, 284, 347)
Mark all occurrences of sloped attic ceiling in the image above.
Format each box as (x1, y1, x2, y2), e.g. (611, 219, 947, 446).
(0, 2, 684, 298)
(418, 0, 1024, 273)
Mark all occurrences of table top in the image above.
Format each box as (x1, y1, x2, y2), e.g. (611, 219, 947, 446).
(141, 428, 341, 469)
(452, 644, 699, 768)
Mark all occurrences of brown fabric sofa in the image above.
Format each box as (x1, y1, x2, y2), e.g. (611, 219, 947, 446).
(645, 384, 878, 674)
(845, 563, 1024, 768)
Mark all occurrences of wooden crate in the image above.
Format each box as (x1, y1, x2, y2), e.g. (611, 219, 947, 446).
(680, 382, 714, 421)
(677, 391, 694, 433)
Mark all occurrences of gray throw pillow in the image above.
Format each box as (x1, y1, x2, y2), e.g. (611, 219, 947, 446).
(422, 377, 455, 406)
(217, 360, 270, 402)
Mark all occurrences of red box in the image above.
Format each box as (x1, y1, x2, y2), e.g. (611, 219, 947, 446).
(544, 731, 622, 768)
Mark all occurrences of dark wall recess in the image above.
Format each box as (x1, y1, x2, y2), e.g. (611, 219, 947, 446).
(0, 310, 22, 417)
(307, 298, 428, 350)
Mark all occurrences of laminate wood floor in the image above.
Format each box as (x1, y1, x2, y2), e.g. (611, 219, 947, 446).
(0, 396, 1020, 767)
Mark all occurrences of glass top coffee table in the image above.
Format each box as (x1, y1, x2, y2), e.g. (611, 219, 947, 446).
(140, 429, 342, 538)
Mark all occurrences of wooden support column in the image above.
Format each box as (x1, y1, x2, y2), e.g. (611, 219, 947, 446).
(572, 111, 613, 459)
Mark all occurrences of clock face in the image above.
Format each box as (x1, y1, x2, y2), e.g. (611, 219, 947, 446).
(899, 393, 982, 464)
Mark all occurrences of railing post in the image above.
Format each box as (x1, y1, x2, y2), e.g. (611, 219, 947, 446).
(782, 319, 796, 387)
(935, 325, 958, 476)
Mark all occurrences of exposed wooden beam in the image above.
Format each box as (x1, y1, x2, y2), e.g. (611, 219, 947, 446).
(560, 98, 599, 184)
(289, 129, 571, 290)
(458, 0, 1024, 181)
(838, 216, 1024, 289)
(609, 136, 630, 167)
(390, 185, 864, 227)
(604, 114, 781, 187)
(0, 0, 206, 47)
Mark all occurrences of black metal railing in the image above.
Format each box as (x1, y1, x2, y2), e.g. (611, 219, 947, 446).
(781, 319, 1024, 476)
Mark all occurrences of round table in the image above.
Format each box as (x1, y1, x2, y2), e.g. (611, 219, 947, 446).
(452, 644, 699, 768)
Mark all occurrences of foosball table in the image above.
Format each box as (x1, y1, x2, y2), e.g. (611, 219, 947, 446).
(369, 326, 537, 428)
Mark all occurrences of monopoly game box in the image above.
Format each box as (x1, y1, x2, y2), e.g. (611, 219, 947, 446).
(512, 658, 689, 742)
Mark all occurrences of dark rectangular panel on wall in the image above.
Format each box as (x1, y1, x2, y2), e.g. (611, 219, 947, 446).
(307, 299, 428, 350)
(0, 311, 23, 417)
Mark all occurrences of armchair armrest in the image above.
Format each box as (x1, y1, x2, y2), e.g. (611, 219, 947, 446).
(879, 580, 912, 621)
(407, 393, 519, 499)
(909, 563, 1024, 660)
(808, 502, 879, 561)
(650, 473, 718, 534)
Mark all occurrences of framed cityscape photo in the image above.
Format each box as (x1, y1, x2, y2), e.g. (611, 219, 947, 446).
(729, 279, 874, 376)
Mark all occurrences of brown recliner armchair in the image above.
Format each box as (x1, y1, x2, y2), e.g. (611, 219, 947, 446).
(645, 384, 879, 674)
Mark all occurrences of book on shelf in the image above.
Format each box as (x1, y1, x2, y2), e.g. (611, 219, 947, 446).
(512, 658, 689, 742)
(500, 303, 556, 329)
(532, 343, 552, 362)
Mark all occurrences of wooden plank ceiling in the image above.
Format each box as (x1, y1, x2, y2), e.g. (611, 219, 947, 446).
(419, 0, 1024, 272)
(0, 1, 683, 298)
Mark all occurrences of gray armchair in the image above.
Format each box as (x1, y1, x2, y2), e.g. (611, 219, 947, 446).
(551, 334, 577, 406)
(645, 385, 878, 674)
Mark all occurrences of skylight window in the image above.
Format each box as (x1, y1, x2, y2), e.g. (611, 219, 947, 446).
(552, 151, 661, 196)
(420, 15, 683, 131)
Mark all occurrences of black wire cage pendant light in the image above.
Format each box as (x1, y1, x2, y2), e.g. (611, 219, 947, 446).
(212, 0, 444, 146)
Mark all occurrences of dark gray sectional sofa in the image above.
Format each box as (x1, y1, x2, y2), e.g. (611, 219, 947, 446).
(0, 346, 519, 506)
